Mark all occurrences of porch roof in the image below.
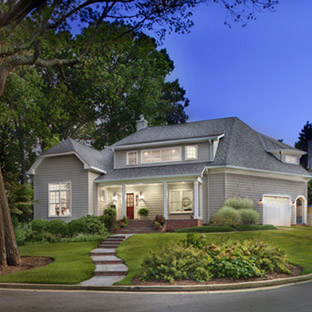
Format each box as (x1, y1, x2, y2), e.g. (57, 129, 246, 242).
(95, 162, 206, 183)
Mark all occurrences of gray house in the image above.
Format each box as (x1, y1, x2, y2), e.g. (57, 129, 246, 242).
(28, 116, 311, 230)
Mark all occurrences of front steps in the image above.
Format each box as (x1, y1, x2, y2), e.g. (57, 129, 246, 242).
(80, 234, 132, 287)
(118, 220, 159, 234)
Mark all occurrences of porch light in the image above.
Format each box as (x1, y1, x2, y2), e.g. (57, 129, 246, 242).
(291, 201, 296, 207)
(258, 199, 263, 205)
(139, 192, 144, 200)
(112, 193, 118, 202)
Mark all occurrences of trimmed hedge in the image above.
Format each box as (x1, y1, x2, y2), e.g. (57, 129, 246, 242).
(175, 225, 235, 233)
(234, 224, 277, 231)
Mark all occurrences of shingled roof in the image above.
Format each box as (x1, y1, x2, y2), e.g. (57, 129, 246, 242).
(30, 117, 311, 179)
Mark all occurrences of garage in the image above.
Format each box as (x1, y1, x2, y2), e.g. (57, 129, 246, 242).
(263, 195, 291, 226)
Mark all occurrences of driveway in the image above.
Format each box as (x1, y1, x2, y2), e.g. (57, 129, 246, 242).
(0, 281, 311, 312)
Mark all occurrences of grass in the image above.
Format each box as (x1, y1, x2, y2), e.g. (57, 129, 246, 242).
(0, 241, 100, 284)
(115, 227, 312, 285)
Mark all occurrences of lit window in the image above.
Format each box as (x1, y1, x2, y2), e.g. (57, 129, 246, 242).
(285, 155, 298, 164)
(185, 145, 198, 160)
(127, 151, 138, 165)
(169, 190, 193, 213)
(141, 147, 182, 163)
(49, 182, 71, 217)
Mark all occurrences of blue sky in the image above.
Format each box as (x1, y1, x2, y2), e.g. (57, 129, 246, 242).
(161, 1, 312, 146)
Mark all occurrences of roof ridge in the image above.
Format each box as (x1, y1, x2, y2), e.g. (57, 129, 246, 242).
(224, 118, 238, 165)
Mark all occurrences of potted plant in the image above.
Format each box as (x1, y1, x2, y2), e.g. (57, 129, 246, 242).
(138, 207, 149, 220)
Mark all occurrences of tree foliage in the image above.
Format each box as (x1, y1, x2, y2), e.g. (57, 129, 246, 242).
(295, 121, 312, 169)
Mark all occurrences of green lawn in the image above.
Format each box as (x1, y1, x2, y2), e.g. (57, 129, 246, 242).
(115, 227, 312, 285)
(0, 241, 100, 284)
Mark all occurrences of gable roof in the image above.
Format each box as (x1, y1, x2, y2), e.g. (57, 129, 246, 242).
(28, 138, 109, 174)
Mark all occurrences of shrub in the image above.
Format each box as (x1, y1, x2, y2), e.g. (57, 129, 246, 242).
(31, 219, 49, 233)
(104, 207, 116, 218)
(138, 208, 149, 217)
(224, 197, 254, 210)
(141, 235, 292, 283)
(153, 221, 162, 231)
(238, 209, 259, 225)
(141, 242, 213, 283)
(81, 215, 107, 236)
(14, 223, 27, 246)
(235, 224, 277, 231)
(61, 233, 107, 242)
(154, 215, 165, 225)
(101, 207, 117, 231)
(46, 220, 69, 236)
(212, 206, 239, 226)
(68, 219, 88, 236)
(175, 225, 236, 233)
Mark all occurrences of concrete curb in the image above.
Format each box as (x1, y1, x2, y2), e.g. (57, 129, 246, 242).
(1, 273, 312, 292)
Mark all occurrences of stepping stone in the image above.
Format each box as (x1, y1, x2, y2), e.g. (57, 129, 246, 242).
(91, 255, 123, 264)
(94, 264, 128, 276)
(99, 244, 120, 248)
(90, 248, 116, 256)
(80, 276, 125, 286)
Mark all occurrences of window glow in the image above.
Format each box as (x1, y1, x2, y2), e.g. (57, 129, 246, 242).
(169, 190, 193, 213)
(49, 182, 71, 217)
(142, 147, 182, 164)
(185, 145, 198, 160)
(127, 151, 138, 165)
(285, 155, 298, 164)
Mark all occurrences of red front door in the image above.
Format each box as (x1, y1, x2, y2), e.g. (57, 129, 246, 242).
(126, 193, 135, 219)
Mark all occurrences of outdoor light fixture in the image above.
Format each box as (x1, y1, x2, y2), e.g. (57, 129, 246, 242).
(258, 199, 263, 205)
(139, 192, 144, 200)
(291, 201, 296, 207)
(112, 193, 118, 202)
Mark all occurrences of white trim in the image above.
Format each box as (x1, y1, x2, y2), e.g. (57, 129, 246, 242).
(204, 165, 312, 179)
(48, 181, 72, 218)
(185, 145, 198, 161)
(95, 174, 201, 184)
(141, 146, 182, 164)
(262, 194, 291, 226)
(122, 184, 126, 218)
(163, 182, 168, 219)
(113, 135, 225, 151)
(193, 180, 199, 219)
(126, 151, 139, 165)
(28, 152, 106, 175)
(294, 195, 307, 225)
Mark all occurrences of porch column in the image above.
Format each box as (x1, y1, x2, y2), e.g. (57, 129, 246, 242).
(163, 182, 168, 219)
(194, 180, 199, 219)
(122, 184, 126, 218)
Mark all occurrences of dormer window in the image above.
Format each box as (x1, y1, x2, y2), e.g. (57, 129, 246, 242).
(185, 145, 198, 160)
(142, 147, 182, 164)
(127, 151, 138, 165)
(284, 155, 298, 164)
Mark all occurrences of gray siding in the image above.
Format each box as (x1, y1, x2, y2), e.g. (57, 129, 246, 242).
(88, 171, 101, 215)
(34, 155, 89, 222)
(225, 173, 307, 224)
(202, 175, 208, 223)
(114, 142, 212, 169)
(207, 173, 226, 222)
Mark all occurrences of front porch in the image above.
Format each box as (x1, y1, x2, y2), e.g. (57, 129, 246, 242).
(96, 179, 203, 230)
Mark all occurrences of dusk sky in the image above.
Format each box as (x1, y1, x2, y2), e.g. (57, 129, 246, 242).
(161, 1, 312, 146)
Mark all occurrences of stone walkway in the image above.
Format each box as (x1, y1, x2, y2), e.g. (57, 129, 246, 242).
(80, 234, 132, 286)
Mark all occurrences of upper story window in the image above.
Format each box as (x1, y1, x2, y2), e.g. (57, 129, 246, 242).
(285, 155, 298, 164)
(185, 145, 198, 160)
(127, 151, 138, 165)
(142, 147, 181, 164)
(48, 182, 71, 217)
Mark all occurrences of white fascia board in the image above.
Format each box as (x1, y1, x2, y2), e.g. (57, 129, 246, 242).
(27, 152, 106, 175)
(266, 149, 306, 156)
(204, 165, 312, 180)
(113, 134, 225, 151)
(95, 173, 201, 184)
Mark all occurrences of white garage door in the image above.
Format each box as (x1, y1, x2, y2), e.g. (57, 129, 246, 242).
(263, 196, 291, 226)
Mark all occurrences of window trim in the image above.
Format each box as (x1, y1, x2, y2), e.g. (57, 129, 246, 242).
(284, 154, 298, 165)
(141, 146, 182, 164)
(185, 145, 198, 161)
(48, 181, 72, 218)
(126, 151, 139, 165)
(169, 189, 194, 214)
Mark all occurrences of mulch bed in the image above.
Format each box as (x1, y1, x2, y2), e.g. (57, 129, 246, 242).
(0, 257, 54, 277)
(132, 265, 302, 286)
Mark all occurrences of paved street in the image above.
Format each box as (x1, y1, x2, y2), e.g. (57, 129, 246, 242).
(0, 281, 311, 312)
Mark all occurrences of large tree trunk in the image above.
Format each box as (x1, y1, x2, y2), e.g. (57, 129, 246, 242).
(0, 194, 7, 268)
(0, 168, 21, 266)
